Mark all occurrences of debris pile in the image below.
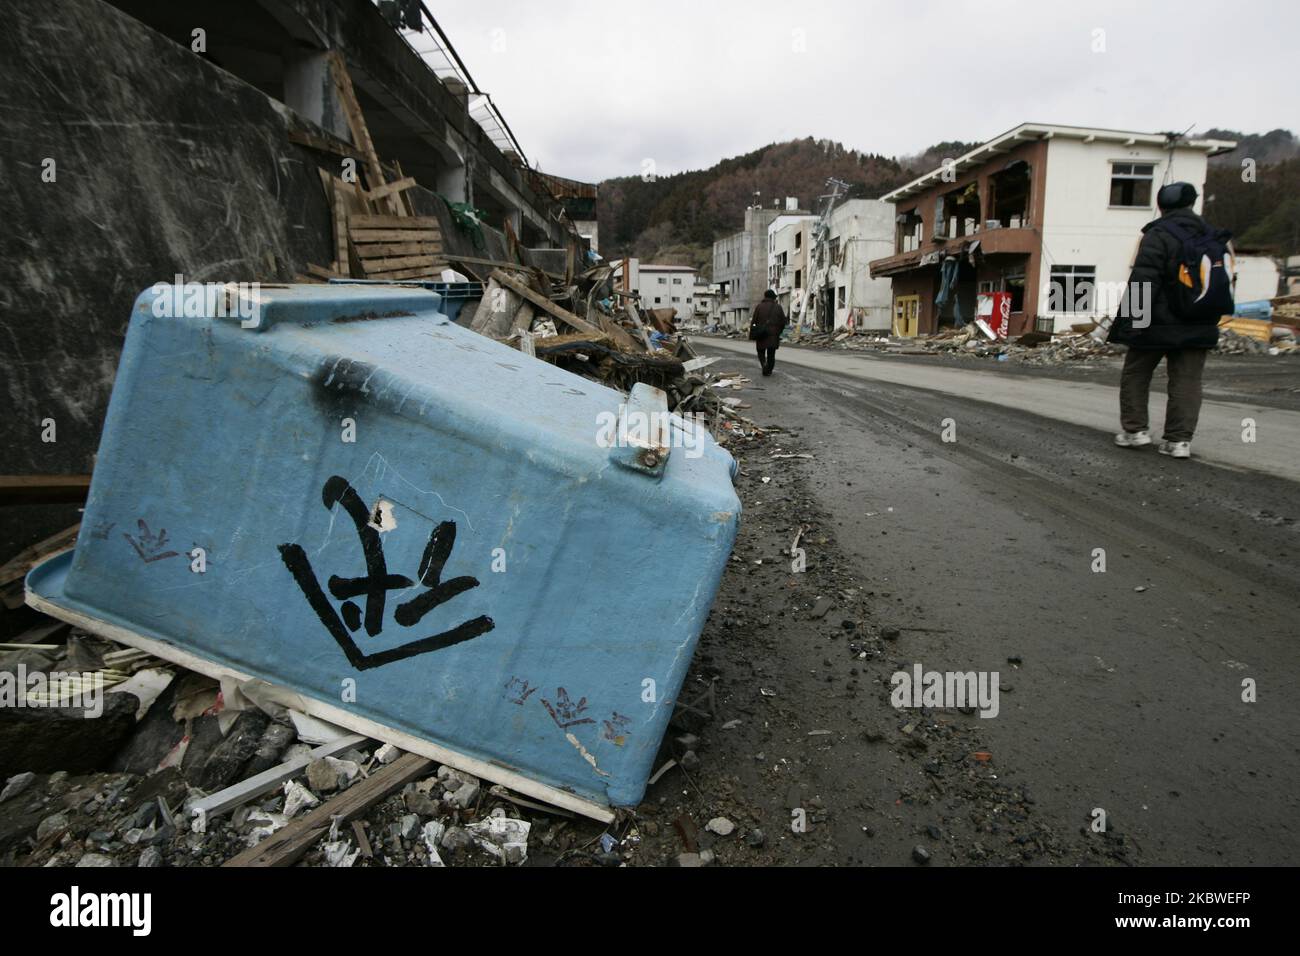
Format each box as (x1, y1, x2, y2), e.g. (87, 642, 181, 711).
(1215, 328, 1273, 355)
(0, 617, 560, 868)
(718, 312, 1300, 363)
(467, 265, 760, 438)
(781, 325, 1122, 365)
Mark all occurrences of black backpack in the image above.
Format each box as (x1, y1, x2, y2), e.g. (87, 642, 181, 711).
(1150, 217, 1236, 323)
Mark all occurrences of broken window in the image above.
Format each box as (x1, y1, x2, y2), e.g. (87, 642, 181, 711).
(795, 231, 803, 251)
(1047, 265, 1097, 313)
(795, 268, 802, 289)
(828, 237, 841, 263)
(837, 286, 846, 309)
(1110, 163, 1154, 207)
(988, 160, 1031, 228)
(935, 183, 980, 239)
(896, 209, 923, 253)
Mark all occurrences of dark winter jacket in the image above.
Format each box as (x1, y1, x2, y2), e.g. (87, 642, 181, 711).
(1107, 207, 1221, 350)
(749, 300, 788, 349)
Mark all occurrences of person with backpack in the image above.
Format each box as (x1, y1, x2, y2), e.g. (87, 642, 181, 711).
(749, 289, 788, 376)
(1108, 181, 1235, 459)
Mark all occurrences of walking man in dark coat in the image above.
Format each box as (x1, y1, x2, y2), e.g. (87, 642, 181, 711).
(749, 289, 788, 377)
(1108, 181, 1231, 459)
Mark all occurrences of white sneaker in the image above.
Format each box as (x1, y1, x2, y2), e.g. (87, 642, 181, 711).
(1158, 441, 1191, 459)
(1114, 430, 1152, 448)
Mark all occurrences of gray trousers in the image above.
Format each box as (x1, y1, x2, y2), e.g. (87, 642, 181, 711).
(1119, 348, 1208, 442)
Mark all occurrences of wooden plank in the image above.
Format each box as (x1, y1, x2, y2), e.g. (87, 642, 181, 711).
(510, 300, 535, 333)
(349, 215, 440, 230)
(289, 128, 365, 164)
(0, 475, 92, 506)
(368, 265, 445, 281)
(503, 216, 522, 265)
(452, 255, 563, 281)
(189, 733, 368, 832)
(595, 312, 640, 352)
(352, 241, 443, 259)
(0, 523, 80, 586)
(362, 176, 417, 202)
(360, 254, 440, 273)
(393, 160, 417, 217)
(350, 229, 440, 244)
(305, 263, 340, 280)
(624, 302, 655, 351)
(534, 332, 611, 350)
(326, 51, 403, 217)
(332, 180, 349, 273)
(223, 754, 434, 867)
(351, 820, 373, 859)
(489, 270, 604, 337)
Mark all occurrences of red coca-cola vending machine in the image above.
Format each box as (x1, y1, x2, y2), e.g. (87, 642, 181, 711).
(976, 291, 1012, 339)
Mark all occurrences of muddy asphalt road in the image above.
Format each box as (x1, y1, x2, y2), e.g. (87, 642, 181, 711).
(651, 340, 1298, 867)
(4, 343, 1293, 870)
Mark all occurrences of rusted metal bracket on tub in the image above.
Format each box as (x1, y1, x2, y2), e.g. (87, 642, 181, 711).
(608, 382, 671, 478)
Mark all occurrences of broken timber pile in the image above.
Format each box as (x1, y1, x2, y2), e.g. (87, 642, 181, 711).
(464, 264, 757, 438)
(0, 610, 560, 867)
(348, 215, 446, 282)
(295, 54, 449, 285)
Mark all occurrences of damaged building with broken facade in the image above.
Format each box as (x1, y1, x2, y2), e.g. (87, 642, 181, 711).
(867, 123, 1237, 337)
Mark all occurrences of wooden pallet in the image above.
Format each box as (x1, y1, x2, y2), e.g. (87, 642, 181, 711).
(349, 214, 446, 281)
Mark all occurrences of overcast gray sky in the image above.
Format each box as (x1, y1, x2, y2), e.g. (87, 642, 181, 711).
(429, 0, 1298, 184)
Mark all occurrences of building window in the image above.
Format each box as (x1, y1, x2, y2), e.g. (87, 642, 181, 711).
(989, 160, 1031, 227)
(657, 276, 667, 284)
(829, 237, 841, 263)
(1110, 163, 1154, 207)
(726, 251, 732, 268)
(795, 232, 802, 251)
(937, 182, 980, 238)
(897, 209, 923, 252)
(837, 286, 846, 309)
(672, 297, 681, 303)
(654, 297, 662, 304)
(795, 268, 802, 289)
(672, 277, 682, 285)
(1047, 265, 1097, 313)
